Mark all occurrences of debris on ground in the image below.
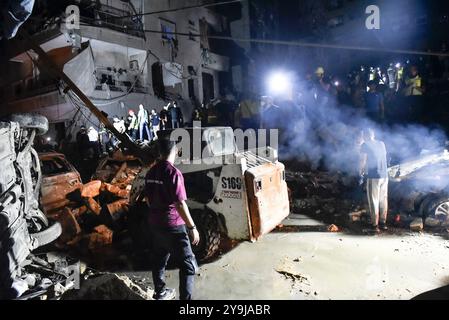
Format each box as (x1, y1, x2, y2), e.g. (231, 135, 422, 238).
(327, 224, 340, 232)
(286, 168, 367, 228)
(15, 253, 85, 300)
(425, 217, 442, 228)
(61, 273, 153, 300)
(276, 257, 312, 296)
(410, 218, 424, 232)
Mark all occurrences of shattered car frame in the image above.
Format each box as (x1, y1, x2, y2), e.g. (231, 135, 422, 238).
(0, 114, 62, 298)
(39, 152, 83, 216)
(389, 149, 449, 222)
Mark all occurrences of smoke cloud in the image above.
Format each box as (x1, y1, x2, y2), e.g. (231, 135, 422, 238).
(276, 88, 447, 191)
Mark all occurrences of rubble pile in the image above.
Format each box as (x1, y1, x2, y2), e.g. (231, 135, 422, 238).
(13, 252, 86, 300)
(61, 273, 153, 300)
(286, 170, 366, 226)
(48, 159, 142, 252)
(287, 168, 449, 233)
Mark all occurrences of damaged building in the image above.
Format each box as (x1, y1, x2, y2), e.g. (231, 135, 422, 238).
(0, 0, 246, 143)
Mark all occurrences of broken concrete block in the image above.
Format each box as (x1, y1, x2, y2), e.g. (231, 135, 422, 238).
(410, 218, 424, 232)
(103, 183, 122, 196)
(55, 208, 81, 243)
(111, 162, 128, 184)
(425, 217, 441, 228)
(85, 197, 102, 215)
(349, 211, 363, 222)
(117, 189, 130, 199)
(81, 180, 102, 198)
(72, 206, 88, 218)
(88, 225, 113, 250)
(106, 199, 128, 221)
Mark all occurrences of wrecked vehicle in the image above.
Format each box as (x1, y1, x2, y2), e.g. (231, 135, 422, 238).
(130, 127, 290, 260)
(389, 149, 449, 224)
(0, 114, 62, 298)
(92, 151, 143, 184)
(39, 152, 83, 216)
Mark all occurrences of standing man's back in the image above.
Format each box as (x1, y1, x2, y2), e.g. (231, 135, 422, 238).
(144, 136, 200, 300)
(360, 129, 389, 234)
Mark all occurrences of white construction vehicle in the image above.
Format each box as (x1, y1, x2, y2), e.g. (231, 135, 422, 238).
(130, 127, 290, 260)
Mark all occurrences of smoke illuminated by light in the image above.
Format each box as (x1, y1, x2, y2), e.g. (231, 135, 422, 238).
(267, 71, 293, 96)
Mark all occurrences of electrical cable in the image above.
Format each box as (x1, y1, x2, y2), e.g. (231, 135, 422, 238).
(86, 0, 244, 21)
(75, 21, 449, 58)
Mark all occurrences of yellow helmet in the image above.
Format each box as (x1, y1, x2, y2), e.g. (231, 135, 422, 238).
(315, 67, 325, 75)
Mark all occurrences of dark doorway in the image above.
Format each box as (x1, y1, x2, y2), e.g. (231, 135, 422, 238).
(202, 72, 214, 104)
(151, 62, 165, 99)
(188, 79, 196, 99)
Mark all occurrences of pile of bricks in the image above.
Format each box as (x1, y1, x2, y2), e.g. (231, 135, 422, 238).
(51, 162, 141, 252)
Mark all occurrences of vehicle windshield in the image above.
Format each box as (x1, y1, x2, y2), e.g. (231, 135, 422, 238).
(41, 158, 71, 176)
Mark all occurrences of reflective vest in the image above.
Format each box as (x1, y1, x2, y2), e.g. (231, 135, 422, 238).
(403, 75, 423, 96)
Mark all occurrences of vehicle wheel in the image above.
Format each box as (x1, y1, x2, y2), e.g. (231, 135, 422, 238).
(191, 210, 221, 261)
(425, 194, 449, 220)
(418, 193, 440, 217)
(413, 193, 427, 215)
(9, 113, 49, 136)
(31, 222, 62, 247)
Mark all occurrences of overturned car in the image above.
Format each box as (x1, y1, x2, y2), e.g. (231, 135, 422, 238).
(0, 114, 62, 298)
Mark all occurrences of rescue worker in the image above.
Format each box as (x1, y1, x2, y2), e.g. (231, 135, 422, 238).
(402, 65, 424, 123)
(87, 126, 100, 158)
(169, 101, 183, 129)
(364, 80, 385, 122)
(260, 96, 282, 129)
(76, 125, 90, 159)
(403, 65, 423, 97)
(144, 134, 200, 300)
(137, 104, 151, 141)
(191, 107, 202, 125)
(312, 67, 334, 108)
(360, 128, 388, 234)
(237, 92, 260, 130)
(150, 109, 160, 140)
(159, 104, 170, 130)
(127, 109, 138, 140)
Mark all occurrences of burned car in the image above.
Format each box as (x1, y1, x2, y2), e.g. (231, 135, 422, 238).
(39, 152, 83, 216)
(0, 114, 62, 298)
(389, 149, 449, 224)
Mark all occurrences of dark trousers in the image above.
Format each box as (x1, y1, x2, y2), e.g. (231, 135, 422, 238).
(149, 225, 198, 300)
(129, 128, 137, 140)
(139, 122, 152, 141)
(171, 120, 180, 129)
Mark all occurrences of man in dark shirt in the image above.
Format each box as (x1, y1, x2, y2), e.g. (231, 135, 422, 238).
(159, 104, 170, 130)
(144, 136, 200, 300)
(364, 81, 385, 122)
(360, 128, 388, 233)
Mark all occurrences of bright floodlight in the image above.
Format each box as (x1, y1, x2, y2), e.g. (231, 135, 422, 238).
(267, 72, 291, 95)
